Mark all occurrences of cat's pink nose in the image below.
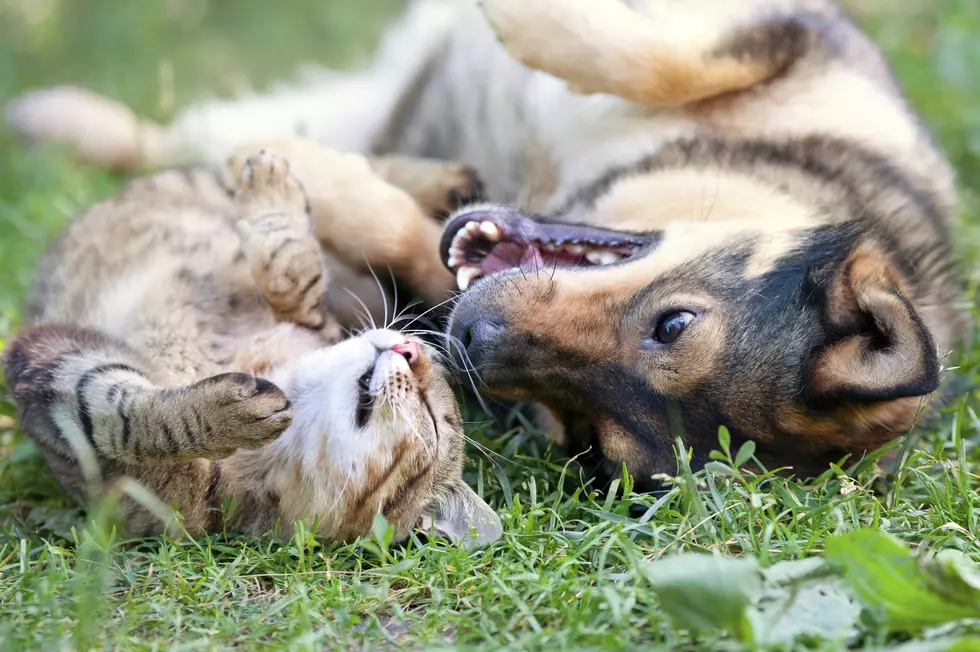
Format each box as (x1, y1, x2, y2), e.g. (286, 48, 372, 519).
(390, 341, 421, 366)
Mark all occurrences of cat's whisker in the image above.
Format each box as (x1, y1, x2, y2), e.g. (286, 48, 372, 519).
(449, 352, 495, 416)
(342, 288, 378, 331)
(385, 313, 435, 332)
(387, 299, 426, 331)
(327, 459, 355, 514)
(461, 433, 503, 470)
(423, 330, 487, 384)
(384, 266, 405, 332)
(387, 266, 399, 329)
(396, 292, 460, 328)
(361, 260, 390, 331)
(395, 402, 428, 450)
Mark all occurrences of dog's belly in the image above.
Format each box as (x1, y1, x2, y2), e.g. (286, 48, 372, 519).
(386, 3, 701, 214)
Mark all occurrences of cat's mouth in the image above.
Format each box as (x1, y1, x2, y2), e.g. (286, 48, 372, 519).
(352, 340, 426, 430)
(440, 208, 657, 290)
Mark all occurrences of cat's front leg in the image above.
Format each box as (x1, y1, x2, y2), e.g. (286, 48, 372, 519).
(233, 150, 341, 342)
(5, 323, 297, 536)
(228, 140, 459, 306)
(5, 324, 293, 466)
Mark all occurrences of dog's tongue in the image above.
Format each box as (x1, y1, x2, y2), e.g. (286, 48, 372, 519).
(481, 242, 546, 274)
(519, 244, 544, 269)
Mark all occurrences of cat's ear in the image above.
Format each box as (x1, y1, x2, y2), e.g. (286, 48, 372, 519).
(420, 479, 502, 550)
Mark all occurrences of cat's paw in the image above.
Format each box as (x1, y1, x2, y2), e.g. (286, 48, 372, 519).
(261, 242, 331, 331)
(233, 149, 332, 331)
(192, 372, 293, 453)
(235, 215, 330, 331)
(235, 149, 309, 216)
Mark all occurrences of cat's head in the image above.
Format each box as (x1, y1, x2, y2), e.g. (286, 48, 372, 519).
(270, 328, 501, 548)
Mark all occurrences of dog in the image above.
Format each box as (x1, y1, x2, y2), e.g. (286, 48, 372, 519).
(5, 0, 968, 487)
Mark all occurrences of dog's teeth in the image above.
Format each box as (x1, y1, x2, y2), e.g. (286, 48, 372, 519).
(451, 229, 470, 251)
(564, 244, 585, 255)
(584, 250, 624, 265)
(447, 252, 461, 268)
(465, 221, 481, 234)
(457, 266, 481, 291)
(479, 221, 500, 240)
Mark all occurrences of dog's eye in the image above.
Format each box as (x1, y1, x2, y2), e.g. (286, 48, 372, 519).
(654, 311, 696, 344)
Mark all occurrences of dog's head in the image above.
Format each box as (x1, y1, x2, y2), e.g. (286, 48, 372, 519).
(441, 180, 945, 486)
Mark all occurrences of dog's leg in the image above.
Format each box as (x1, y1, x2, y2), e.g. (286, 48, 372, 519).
(368, 155, 485, 220)
(4, 0, 459, 171)
(5, 80, 400, 171)
(227, 140, 456, 307)
(480, 0, 820, 107)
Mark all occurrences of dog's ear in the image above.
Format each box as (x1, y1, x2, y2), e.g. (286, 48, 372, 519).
(807, 244, 940, 405)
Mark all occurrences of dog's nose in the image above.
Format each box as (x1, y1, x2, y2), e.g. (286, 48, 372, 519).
(454, 316, 508, 363)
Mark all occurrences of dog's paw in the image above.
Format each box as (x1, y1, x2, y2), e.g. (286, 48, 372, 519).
(479, 0, 564, 68)
(431, 164, 485, 219)
(479, 0, 638, 100)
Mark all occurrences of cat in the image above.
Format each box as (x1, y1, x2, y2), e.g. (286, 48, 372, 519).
(3, 146, 501, 547)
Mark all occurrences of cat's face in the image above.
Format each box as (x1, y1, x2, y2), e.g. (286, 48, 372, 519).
(271, 329, 500, 547)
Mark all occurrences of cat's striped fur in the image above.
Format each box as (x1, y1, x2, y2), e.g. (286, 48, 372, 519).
(4, 149, 500, 546)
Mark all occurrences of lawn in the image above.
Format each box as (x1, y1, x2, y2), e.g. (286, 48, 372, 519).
(1, 1, 980, 650)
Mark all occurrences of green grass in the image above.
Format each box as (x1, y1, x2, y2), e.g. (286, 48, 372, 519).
(1, 1, 980, 649)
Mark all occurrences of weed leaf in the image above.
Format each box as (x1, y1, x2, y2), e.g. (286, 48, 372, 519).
(826, 530, 980, 632)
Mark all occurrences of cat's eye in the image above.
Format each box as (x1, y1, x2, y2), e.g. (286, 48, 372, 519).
(653, 311, 696, 344)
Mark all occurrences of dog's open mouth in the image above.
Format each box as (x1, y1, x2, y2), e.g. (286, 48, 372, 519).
(440, 209, 657, 290)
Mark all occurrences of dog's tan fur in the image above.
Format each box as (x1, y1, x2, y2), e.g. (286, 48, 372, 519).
(4, 148, 500, 545)
(5, 0, 968, 485)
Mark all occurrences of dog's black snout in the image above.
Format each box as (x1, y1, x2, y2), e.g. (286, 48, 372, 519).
(456, 316, 508, 358)
(449, 315, 509, 370)
(448, 288, 517, 378)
